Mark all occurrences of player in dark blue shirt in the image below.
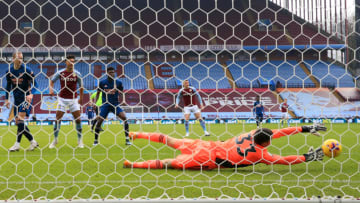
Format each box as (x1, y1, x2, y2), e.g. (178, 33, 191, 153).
(93, 67, 131, 146)
(4, 52, 39, 152)
(86, 105, 95, 125)
(253, 96, 265, 128)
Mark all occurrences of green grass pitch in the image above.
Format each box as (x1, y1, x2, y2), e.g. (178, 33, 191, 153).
(0, 123, 359, 200)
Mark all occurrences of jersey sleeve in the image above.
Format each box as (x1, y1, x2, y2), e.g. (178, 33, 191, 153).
(5, 71, 11, 100)
(76, 71, 83, 87)
(279, 103, 283, 110)
(51, 71, 61, 82)
(260, 150, 305, 165)
(26, 67, 37, 94)
(271, 127, 302, 139)
(175, 88, 183, 105)
(192, 87, 203, 106)
(117, 80, 124, 91)
(98, 80, 104, 91)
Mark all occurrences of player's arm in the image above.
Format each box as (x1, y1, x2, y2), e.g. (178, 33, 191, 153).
(193, 87, 203, 109)
(260, 146, 324, 165)
(175, 89, 183, 108)
(95, 81, 103, 103)
(26, 68, 36, 103)
(77, 72, 84, 105)
(117, 80, 124, 102)
(49, 71, 60, 96)
(4, 71, 11, 108)
(261, 150, 305, 165)
(252, 102, 256, 115)
(279, 103, 282, 110)
(271, 124, 327, 139)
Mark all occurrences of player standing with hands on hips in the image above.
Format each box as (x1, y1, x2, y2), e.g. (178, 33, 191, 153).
(175, 80, 210, 137)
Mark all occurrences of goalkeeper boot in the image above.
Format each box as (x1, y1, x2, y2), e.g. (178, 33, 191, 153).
(27, 141, 39, 151)
(123, 160, 132, 168)
(204, 131, 210, 136)
(9, 143, 20, 152)
(49, 140, 58, 149)
(93, 140, 99, 146)
(185, 132, 189, 137)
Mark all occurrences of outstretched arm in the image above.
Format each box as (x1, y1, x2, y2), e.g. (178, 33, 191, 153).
(272, 124, 327, 139)
(261, 152, 305, 165)
(261, 146, 324, 165)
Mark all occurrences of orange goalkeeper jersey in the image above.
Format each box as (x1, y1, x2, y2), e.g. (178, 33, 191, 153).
(215, 127, 306, 167)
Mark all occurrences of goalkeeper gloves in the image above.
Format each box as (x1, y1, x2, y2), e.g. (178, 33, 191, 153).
(304, 147, 324, 162)
(301, 124, 327, 136)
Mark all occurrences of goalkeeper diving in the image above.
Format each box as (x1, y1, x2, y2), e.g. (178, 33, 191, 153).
(124, 124, 326, 169)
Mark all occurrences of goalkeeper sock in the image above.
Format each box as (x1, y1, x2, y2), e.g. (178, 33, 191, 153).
(132, 160, 164, 169)
(54, 121, 61, 140)
(134, 132, 167, 144)
(184, 120, 189, 133)
(199, 119, 206, 131)
(76, 122, 82, 141)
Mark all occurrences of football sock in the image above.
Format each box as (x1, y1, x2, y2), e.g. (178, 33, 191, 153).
(124, 120, 130, 141)
(132, 160, 164, 169)
(16, 121, 25, 143)
(24, 125, 34, 141)
(199, 119, 206, 131)
(184, 120, 189, 133)
(54, 121, 61, 140)
(91, 119, 97, 130)
(76, 122, 82, 141)
(94, 129, 100, 141)
(135, 132, 167, 144)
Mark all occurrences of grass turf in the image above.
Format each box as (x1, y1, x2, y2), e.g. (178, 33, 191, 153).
(0, 123, 359, 200)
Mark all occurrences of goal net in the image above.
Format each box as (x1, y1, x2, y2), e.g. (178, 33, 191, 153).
(0, 0, 359, 202)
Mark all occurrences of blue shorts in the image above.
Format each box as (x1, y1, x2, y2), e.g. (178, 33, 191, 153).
(13, 101, 31, 117)
(256, 114, 263, 122)
(99, 103, 124, 119)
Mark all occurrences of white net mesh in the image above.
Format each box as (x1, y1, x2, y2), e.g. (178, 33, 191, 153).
(0, 0, 359, 201)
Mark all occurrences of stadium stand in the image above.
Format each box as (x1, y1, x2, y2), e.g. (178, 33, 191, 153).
(227, 60, 315, 88)
(279, 88, 360, 118)
(304, 60, 355, 88)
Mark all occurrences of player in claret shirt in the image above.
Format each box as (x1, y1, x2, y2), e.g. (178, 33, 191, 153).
(49, 55, 84, 148)
(175, 80, 209, 137)
(92, 67, 131, 146)
(279, 98, 290, 127)
(5, 52, 39, 152)
(124, 124, 326, 170)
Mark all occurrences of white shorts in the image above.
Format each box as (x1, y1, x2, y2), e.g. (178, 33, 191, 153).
(281, 112, 289, 119)
(57, 97, 80, 113)
(184, 105, 201, 114)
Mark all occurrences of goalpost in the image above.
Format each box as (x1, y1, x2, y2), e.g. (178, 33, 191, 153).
(0, 0, 359, 202)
